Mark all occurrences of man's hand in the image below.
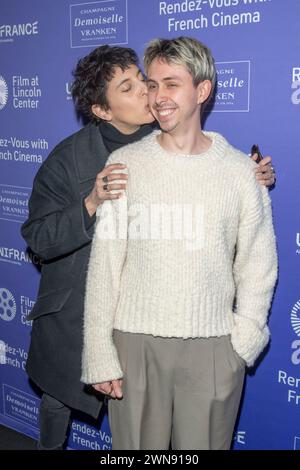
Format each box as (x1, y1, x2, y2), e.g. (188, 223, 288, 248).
(251, 153, 276, 188)
(92, 379, 123, 399)
(85, 163, 128, 217)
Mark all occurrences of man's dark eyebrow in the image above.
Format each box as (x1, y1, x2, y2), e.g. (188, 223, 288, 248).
(147, 76, 183, 83)
(163, 76, 183, 81)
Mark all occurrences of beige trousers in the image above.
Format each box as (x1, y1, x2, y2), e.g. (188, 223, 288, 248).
(108, 330, 245, 450)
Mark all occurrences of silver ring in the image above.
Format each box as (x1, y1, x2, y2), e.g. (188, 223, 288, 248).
(103, 184, 109, 191)
(271, 166, 274, 172)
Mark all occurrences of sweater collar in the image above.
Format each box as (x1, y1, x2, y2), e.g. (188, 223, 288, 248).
(148, 130, 229, 163)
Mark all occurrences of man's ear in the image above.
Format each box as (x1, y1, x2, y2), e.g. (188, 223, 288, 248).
(91, 104, 112, 122)
(197, 80, 212, 104)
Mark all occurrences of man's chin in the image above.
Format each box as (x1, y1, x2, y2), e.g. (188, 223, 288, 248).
(157, 122, 175, 132)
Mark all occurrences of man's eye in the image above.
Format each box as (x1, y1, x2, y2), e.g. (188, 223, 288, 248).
(167, 83, 177, 88)
(147, 83, 157, 90)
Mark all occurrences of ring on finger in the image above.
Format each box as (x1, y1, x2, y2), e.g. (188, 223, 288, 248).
(103, 183, 109, 191)
(102, 175, 109, 183)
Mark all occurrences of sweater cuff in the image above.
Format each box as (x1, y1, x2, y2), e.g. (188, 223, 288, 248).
(231, 316, 270, 367)
(81, 338, 123, 385)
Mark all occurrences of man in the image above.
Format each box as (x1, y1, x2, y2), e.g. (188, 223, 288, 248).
(22, 43, 274, 450)
(81, 37, 278, 450)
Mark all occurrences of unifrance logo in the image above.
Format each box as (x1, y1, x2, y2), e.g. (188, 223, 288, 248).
(0, 22, 38, 43)
(291, 300, 300, 337)
(66, 81, 73, 101)
(0, 76, 8, 110)
(0, 246, 41, 267)
(0, 288, 17, 322)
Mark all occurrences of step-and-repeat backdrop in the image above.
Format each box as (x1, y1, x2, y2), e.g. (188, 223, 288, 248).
(0, 0, 299, 450)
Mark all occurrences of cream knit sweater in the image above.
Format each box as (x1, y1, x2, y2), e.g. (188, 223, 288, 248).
(81, 130, 277, 384)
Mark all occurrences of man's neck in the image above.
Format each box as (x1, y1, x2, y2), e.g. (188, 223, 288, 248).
(158, 124, 212, 156)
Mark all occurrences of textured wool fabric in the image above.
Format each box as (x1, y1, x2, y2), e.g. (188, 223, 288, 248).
(81, 130, 278, 384)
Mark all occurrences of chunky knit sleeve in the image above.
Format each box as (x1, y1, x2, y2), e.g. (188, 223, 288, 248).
(231, 165, 278, 367)
(81, 164, 128, 385)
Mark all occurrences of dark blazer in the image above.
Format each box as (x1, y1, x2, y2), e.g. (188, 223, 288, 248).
(21, 122, 110, 417)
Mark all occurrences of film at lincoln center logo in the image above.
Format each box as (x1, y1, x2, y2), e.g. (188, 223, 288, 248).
(291, 300, 300, 336)
(0, 288, 17, 321)
(0, 75, 8, 110)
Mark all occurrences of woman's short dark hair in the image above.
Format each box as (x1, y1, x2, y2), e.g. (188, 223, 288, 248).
(71, 45, 139, 121)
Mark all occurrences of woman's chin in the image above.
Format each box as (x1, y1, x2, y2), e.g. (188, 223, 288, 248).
(144, 114, 155, 124)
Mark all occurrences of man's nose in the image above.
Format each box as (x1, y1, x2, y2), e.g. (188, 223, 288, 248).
(155, 88, 167, 106)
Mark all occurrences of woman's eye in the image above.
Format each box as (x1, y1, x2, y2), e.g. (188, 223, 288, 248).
(122, 86, 131, 92)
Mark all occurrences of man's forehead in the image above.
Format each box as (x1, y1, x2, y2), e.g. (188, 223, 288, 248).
(147, 59, 189, 80)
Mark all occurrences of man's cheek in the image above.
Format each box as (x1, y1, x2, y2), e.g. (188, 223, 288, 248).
(148, 103, 156, 117)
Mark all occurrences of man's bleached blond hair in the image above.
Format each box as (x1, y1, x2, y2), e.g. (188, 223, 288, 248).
(144, 36, 216, 101)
